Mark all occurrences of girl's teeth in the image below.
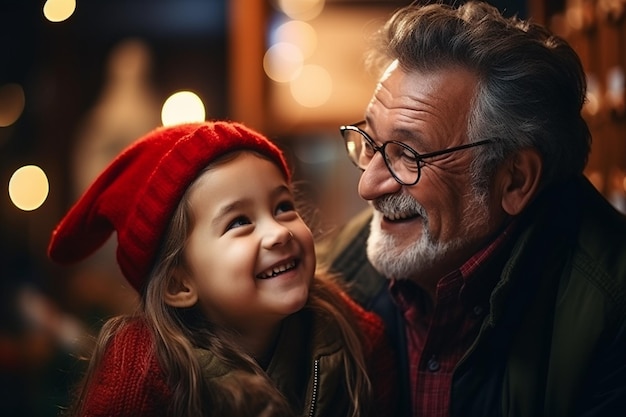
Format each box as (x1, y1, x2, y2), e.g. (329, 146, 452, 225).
(258, 260, 296, 279)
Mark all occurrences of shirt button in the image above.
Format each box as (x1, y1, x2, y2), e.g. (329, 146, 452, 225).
(427, 356, 440, 372)
(472, 305, 484, 317)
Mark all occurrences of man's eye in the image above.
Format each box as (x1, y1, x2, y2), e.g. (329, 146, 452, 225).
(400, 149, 418, 162)
(363, 139, 376, 156)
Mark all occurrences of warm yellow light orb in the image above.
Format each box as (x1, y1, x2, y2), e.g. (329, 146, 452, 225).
(264, 43, 304, 83)
(277, 0, 325, 21)
(290, 65, 332, 108)
(161, 91, 206, 126)
(43, 0, 76, 23)
(9, 165, 50, 211)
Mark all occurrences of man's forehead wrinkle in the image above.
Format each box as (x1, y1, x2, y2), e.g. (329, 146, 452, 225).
(373, 84, 443, 124)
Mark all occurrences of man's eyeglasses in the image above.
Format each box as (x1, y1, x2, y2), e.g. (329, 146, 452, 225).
(339, 121, 493, 186)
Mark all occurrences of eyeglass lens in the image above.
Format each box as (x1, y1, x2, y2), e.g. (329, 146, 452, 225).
(343, 129, 420, 185)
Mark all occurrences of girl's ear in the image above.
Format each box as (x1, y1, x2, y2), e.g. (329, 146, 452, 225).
(164, 269, 198, 308)
(498, 148, 542, 216)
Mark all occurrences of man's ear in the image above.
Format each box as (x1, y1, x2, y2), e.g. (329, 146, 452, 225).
(499, 148, 542, 216)
(163, 269, 198, 308)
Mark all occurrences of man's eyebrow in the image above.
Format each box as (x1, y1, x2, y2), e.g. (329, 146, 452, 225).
(392, 127, 427, 149)
(365, 117, 427, 148)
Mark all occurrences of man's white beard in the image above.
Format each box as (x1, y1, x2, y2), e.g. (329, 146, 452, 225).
(365, 190, 488, 281)
(366, 210, 452, 280)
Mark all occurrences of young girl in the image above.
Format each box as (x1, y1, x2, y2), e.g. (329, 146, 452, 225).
(48, 121, 396, 417)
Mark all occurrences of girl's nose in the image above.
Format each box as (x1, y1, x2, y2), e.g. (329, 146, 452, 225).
(358, 153, 402, 201)
(262, 223, 293, 249)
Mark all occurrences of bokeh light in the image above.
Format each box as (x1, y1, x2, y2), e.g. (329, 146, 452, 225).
(0, 83, 26, 127)
(43, 0, 76, 23)
(277, 0, 325, 21)
(263, 42, 304, 83)
(290, 64, 332, 108)
(161, 91, 206, 126)
(274, 20, 317, 59)
(8, 165, 50, 211)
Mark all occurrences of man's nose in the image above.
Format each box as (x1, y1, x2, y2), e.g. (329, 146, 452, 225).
(358, 153, 402, 200)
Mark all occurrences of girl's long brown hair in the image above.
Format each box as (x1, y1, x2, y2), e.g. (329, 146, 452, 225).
(65, 151, 371, 416)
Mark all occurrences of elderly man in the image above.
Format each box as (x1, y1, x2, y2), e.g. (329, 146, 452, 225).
(318, 2, 626, 417)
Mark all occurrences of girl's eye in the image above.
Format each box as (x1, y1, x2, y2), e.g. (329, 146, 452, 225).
(226, 216, 251, 231)
(276, 200, 296, 215)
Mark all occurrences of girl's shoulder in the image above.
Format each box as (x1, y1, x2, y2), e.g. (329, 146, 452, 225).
(80, 317, 171, 416)
(310, 274, 388, 350)
(108, 317, 152, 348)
(338, 288, 386, 338)
(99, 317, 162, 376)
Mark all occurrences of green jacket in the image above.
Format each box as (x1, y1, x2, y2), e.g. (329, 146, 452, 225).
(318, 177, 626, 417)
(74, 304, 394, 417)
(196, 304, 397, 417)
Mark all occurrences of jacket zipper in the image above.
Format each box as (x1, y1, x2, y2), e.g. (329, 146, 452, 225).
(308, 359, 320, 417)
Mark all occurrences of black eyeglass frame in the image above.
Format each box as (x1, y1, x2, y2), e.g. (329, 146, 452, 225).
(340, 121, 494, 186)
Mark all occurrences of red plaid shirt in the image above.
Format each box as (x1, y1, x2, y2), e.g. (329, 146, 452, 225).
(389, 226, 515, 417)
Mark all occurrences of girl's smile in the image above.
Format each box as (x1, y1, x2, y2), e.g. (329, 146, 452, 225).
(176, 152, 315, 340)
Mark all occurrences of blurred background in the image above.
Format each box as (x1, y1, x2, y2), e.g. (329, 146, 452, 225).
(0, 0, 624, 416)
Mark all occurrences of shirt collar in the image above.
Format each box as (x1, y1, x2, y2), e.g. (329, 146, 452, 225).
(390, 219, 518, 309)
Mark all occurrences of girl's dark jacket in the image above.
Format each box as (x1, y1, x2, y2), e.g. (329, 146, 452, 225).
(317, 176, 626, 417)
(73, 292, 397, 417)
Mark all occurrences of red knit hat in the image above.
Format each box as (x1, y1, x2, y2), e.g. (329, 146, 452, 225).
(48, 121, 290, 292)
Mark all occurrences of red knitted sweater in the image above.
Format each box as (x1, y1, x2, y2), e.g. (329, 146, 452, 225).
(75, 294, 396, 417)
(78, 320, 171, 417)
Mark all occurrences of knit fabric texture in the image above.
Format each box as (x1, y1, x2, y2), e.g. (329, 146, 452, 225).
(48, 121, 290, 292)
(80, 319, 172, 417)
